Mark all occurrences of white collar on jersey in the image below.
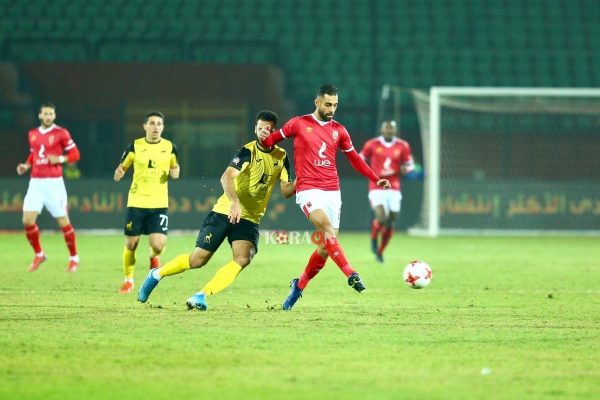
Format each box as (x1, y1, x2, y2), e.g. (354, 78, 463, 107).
(378, 136, 398, 148)
(310, 113, 331, 127)
(38, 124, 57, 134)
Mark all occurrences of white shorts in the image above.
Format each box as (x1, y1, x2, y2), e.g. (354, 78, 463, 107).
(296, 189, 342, 229)
(23, 177, 69, 218)
(369, 189, 402, 214)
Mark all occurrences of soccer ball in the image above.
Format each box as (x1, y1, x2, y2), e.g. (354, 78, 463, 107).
(403, 260, 432, 289)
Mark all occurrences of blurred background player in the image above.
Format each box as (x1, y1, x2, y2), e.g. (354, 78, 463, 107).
(16, 102, 81, 272)
(360, 120, 414, 263)
(137, 110, 295, 310)
(259, 84, 391, 311)
(113, 111, 180, 294)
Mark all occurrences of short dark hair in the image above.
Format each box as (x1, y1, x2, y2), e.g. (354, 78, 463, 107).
(39, 102, 55, 112)
(317, 84, 338, 97)
(144, 111, 165, 123)
(256, 110, 279, 126)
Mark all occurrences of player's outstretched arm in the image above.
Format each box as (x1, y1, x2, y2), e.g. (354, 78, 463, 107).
(260, 129, 285, 147)
(345, 149, 390, 189)
(113, 164, 127, 182)
(221, 166, 242, 224)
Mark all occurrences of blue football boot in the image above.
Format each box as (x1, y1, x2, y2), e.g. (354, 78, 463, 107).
(282, 278, 303, 311)
(186, 292, 208, 311)
(138, 270, 160, 303)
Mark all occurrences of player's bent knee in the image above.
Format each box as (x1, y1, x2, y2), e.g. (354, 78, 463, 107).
(189, 254, 207, 269)
(234, 255, 252, 268)
(151, 244, 165, 254)
(125, 237, 139, 251)
(23, 215, 37, 226)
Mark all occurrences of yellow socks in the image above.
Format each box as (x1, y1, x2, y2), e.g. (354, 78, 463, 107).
(150, 246, 165, 258)
(122, 247, 136, 279)
(158, 254, 191, 278)
(201, 261, 243, 296)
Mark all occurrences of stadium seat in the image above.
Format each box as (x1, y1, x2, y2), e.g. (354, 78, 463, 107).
(0, 0, 598, 122)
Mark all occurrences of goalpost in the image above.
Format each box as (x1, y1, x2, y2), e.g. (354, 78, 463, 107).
(388, 86, 600, 236)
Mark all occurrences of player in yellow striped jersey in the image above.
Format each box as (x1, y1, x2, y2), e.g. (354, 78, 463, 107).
(113, 111, 180, 294)
(138, 110, 295, 310)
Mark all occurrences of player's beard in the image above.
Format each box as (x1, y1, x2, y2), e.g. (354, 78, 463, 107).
(317, 109, 334, 121)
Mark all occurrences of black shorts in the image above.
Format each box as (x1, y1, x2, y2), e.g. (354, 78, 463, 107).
(124, 207, 169, 236)
(195, 211, 260, 253)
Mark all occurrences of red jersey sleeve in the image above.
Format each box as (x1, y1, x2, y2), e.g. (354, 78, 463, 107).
(61, 129, 80, 163)
(338, 126, 354, 153)
(400, 142, 412, 164)
(261, 117, 300, 147)
(280, 117, 300, 139)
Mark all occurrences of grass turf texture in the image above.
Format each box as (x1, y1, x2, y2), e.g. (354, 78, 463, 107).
(0, 232, 598, 400)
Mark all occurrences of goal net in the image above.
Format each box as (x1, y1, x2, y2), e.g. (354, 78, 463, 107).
(406, 87, 600, 236)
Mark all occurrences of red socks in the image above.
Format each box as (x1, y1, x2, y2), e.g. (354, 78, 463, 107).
(25, 224, 42, 253)
(324, 237, 355, 277)
(378, 226, 394, 255)
(61, 224, 78, 257)
(370, 219, 382, 240)
(298, 250, 327, 289)
(25, 223, 78, 257)
(298, 237, 355, 288)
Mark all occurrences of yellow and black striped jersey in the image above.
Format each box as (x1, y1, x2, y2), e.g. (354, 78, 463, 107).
(120, 137, 178, 208)
(212, 140, 291, 224)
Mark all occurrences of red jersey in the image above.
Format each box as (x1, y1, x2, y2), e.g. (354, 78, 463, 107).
(360, 136, 414, 191)
(28, 124, 77, 178)
(280, 114, 354, 192)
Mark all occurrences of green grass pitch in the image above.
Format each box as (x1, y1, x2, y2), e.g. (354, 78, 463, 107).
(0, 232, 598, 399)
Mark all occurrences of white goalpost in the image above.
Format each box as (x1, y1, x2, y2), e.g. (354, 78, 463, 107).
(400, 86, 600, 237)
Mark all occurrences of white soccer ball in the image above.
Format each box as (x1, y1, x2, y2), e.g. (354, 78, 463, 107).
(403, 260, 432, 289)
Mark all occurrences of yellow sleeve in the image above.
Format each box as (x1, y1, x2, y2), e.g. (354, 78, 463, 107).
(229, 147, 251, 173)
(170, 143, 179, 167)
(120, 142, 135, 169)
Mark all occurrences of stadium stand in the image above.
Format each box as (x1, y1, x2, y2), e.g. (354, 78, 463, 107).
(0, 0, 598, 136)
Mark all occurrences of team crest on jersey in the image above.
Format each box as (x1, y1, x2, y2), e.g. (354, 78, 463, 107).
(305, 127, 313, 133)
(49, 135, 55, 145)
(394, 150, 401, 157)
(332, 130, 338, 141)
(259, 173, 270, 184)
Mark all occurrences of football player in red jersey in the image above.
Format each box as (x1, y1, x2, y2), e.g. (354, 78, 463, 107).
(360, 121, 414, 263)
(260, 84, 390, 310)
(16, 103, 81, 272)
